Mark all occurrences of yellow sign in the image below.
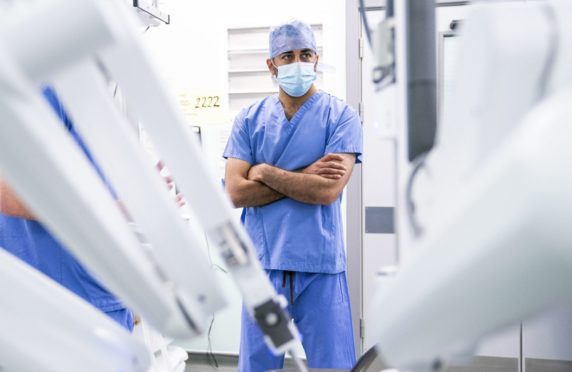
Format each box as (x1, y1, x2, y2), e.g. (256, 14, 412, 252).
(177, 91, 227, 126)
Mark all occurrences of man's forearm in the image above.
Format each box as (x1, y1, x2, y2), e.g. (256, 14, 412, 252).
(227, 178, 284, 208)
(252, 164, 339, 205)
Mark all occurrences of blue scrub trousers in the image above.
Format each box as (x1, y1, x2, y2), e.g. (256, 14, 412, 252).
(239, 270, 356, 372)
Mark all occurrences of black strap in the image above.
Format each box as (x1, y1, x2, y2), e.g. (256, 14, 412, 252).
(281, 271, 295, 304)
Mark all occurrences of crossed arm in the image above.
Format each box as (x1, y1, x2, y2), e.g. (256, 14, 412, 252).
(224, 153, 356, 208)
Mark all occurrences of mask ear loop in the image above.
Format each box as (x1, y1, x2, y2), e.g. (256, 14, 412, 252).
(271, 59, 280, 78)
(270, 59, 279, 85)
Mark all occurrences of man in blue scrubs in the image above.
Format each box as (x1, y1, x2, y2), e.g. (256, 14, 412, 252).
(224, 19, 363, 372)
(0, 86, 134, 330)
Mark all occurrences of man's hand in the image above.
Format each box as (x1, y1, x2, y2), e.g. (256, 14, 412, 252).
(248, 154, 346, 182)
(0, 179, 35, 220)
(302, 153, 347, 180)
(247, 163, 268, 183)
(245, 153, 356, 205)
(225, 158, 284, 208)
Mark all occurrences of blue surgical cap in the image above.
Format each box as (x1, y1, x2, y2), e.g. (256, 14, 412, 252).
(269, 19, 317, 58)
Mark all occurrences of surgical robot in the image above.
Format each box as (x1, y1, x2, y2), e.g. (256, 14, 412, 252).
(0, 0, 307, 371)
(359, 0, 572, 371)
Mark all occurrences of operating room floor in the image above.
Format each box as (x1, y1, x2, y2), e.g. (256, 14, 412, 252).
(185, 353, 237, 371)
(184, 353, 307, 371)
(184, 353, 522, 372)
(185, 363, 236, 372)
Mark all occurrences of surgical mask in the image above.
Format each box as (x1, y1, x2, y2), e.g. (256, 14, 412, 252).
(274, 62, 317, 97)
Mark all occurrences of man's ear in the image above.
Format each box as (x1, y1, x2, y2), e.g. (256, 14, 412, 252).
(266, 58, 276, 77)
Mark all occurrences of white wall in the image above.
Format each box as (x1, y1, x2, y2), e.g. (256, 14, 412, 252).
(143, 0, 347, 126)
(141, 0, 347, 355)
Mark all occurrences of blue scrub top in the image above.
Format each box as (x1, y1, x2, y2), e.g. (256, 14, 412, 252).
(0, 87, 125, 313)
(224, 91, 363, 274)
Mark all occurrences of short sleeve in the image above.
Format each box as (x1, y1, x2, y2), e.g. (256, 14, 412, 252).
(223, 109, 254, 164)
(325, 105, 363, 163)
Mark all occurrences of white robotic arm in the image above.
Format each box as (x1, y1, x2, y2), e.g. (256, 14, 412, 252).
(0, 248, 150, 372)
(0, 0, 303, 365)
(0, 48, 192, 336)
(368, 1, 572, 370)
(53, 60, 228, 336)
(373, 89, 572, 370)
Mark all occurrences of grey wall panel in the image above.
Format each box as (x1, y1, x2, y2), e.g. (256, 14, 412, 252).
(444, 356, 518, 372)
(523, 309, 572, 369)
(525, 359, 572, 372)
(365, 206, 394, 234)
